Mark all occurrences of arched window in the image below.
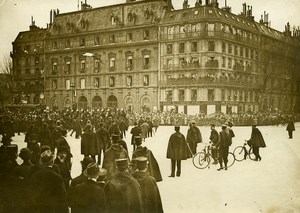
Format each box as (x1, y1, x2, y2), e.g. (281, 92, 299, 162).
(107, 95, 118, 108)
(78, 96, 88, 110)
(92, 96, 102, 109)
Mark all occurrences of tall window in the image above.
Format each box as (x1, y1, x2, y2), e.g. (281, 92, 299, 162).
(52, 62, 58, 74)
(228, 43, 232, 54)
(222, 42, 226, 53)
(109, 34, 115, 43)
(111, 16, 116, 25)
(65, 40, 70, 48)
(191, 89, 197, 101)
(179, 89, 185, 101)
(95, 59, 101, 72)
(208, 23, 215, 36)
(94, 36, 100, 45)
(143, 30, 149, 40)
(208, 41, 215, 51)
(80, 78, 85, 89)
(208, 89, 215, 101)
(179, 43, 185, 53)
(65, 79, 70, 89)
(109, 57, 116, 69)
(94, 77, 99, 88)
(126, 55, 133, 71)
(222, 57, 226, 68)
(126, 76, 132, 87)
(167, 44, 173, 54)
(143, 75, 149, 86)
(127, 33, 133, 42)
(191, 41, 198, 52)
(65, 61, 71, 74)
(53, 41, 57, 50)
(80, 38, 85, 47)
(143, 54, 150, 69)
(52, 80, 57, 89)
(109, 77, 115, 87)
(80, 59, 86, 72)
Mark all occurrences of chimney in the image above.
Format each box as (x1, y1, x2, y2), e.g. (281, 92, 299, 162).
(242, 3, 246, 16)
(50, 10, 52, 24)
(183, 0, 189, 9)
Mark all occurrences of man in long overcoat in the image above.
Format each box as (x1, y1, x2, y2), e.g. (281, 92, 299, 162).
(216, 124, 231, 170)
(209, 124, 219, 164)
(186, 120, 202, 155)
(133, 157, 163, 213)
(248, 124, 266, 161)
(81, 124, 99, 161)
(130, 122, 142, 151)
(132, 136, 162, 182)
(103, 137, 129, 180)
(27, 150, 69, 213)
(105, 158, 143, 213)
(96, 122, 110, 165)
(166, 125, 190, 177)
(71, 162, 107, 213)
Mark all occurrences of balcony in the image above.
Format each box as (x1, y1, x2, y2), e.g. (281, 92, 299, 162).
(161, 30, 259, 46)
(160, 76, 258, 88)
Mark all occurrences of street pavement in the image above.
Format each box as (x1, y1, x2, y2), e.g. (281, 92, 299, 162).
(7, 123, 300, 213)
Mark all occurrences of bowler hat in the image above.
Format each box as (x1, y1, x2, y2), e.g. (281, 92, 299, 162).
(135, 157, 148, 170)
(40, 150, 54, 165)
(210, 124, 216, 127)
(83, 162, 101, 178)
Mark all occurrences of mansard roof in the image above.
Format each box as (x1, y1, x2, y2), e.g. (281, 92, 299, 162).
(161, 6, 258, 32)
(13, 28, 46, 44)
(48, 0, 167, 36)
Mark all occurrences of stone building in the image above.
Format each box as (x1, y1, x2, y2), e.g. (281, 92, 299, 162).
(10, 0, 300, 114)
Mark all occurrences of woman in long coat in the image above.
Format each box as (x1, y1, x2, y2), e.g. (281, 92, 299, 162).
(81, 124, 99, 161)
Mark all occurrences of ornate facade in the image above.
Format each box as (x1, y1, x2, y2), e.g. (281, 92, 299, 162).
(11, 0, 300, 114)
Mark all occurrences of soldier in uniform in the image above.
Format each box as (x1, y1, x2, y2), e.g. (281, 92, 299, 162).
(216, 124, 231, 171)
(105, 158, 143, 213)
(132, 136, 162, 182)
(132, 157, 163, 213)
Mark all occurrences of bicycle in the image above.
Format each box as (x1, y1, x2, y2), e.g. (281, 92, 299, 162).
(191, 142, 235, 169)
(233, 140, 256, 162)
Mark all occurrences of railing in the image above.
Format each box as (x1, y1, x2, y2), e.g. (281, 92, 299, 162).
(161, 30, 259, 46)
(160, 78, 258, 88)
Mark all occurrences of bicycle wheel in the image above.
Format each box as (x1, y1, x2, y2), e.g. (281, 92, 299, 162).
(192, 152, 210, 169)
(233, 146, 246, 162)
(248, 147, 256, 160)
(227, 152, 235, 168)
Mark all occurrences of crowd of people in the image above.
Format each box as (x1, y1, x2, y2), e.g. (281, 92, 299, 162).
(0, 106, 297, 212)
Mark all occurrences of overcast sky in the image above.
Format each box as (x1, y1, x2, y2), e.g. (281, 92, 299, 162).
(0, 0, 300, 67)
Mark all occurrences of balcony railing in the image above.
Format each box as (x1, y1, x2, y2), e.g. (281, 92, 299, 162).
(160, 77, 257, 88)
(161, 30, 259, 46)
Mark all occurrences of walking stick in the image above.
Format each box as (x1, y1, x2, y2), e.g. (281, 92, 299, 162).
(186, 142, 194, 158)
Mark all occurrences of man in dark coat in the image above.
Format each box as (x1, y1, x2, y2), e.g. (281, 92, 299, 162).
(130, 122, 142, 151)
(216, 124, 231, 171)
(71, 162, 107, 213)
(103, 136, 129, 180)
(209, 124, 219, 164)
(68, 156, 94, 210)
(27, 150, 69, 213)
(186, 120, 202, 155)
(166, 125, 190, 177)
(105, 158, 143, 213)
(81, 124, 99, 161)
(132, 136, 162, 182)
(96, 122, 111, 165)
(286, 117, 295, 139)
(248, 124, 266, 161)
(133, 157, 163, 213)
